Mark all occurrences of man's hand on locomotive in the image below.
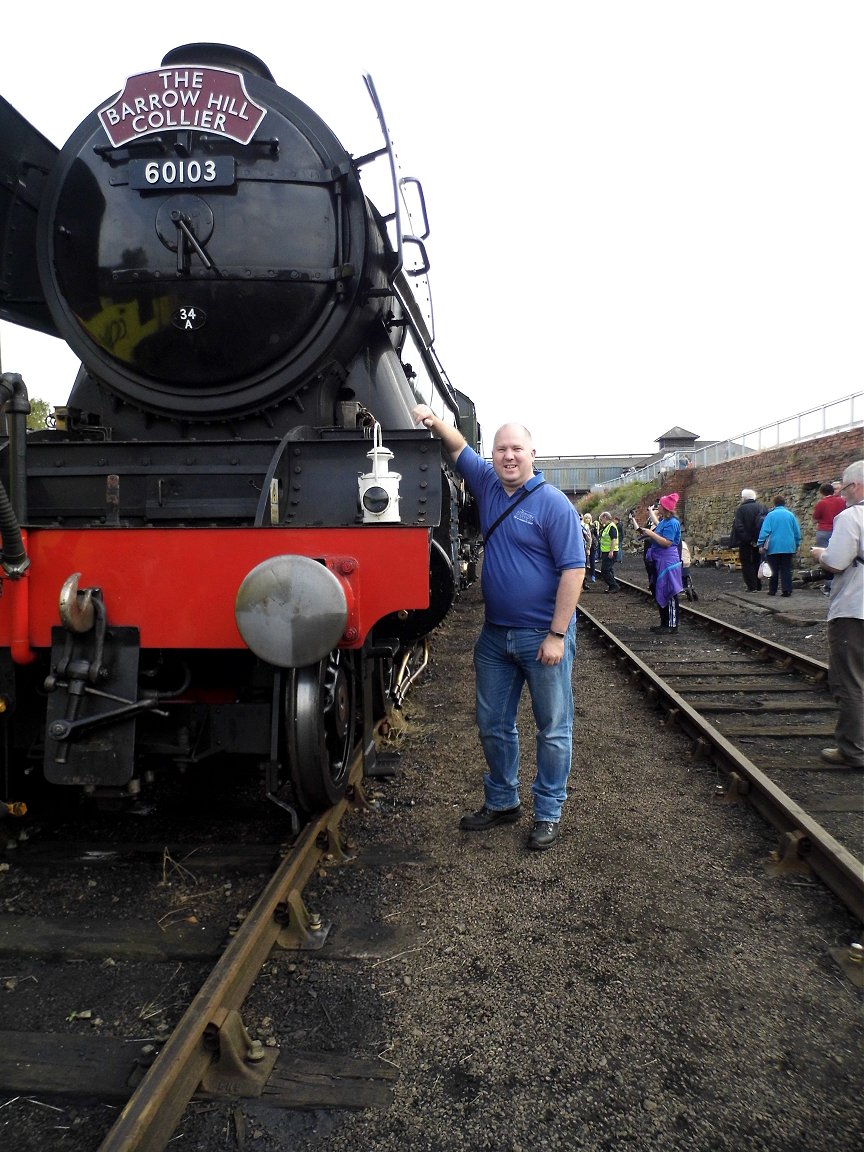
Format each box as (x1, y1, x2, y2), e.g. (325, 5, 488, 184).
(412, 403, 436, 429)
(412, 405, 469, 468)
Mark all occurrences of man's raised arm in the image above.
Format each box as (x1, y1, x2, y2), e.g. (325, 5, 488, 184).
(411, 404, 468, 465)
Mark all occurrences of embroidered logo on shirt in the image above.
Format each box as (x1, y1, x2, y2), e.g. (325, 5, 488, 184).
(514, 510, 536, 525)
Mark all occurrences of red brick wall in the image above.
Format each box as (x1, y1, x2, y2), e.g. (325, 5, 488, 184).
(634, 428, 863, 560)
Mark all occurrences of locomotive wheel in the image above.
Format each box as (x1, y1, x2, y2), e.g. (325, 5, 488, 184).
(286, 650, 357, 814)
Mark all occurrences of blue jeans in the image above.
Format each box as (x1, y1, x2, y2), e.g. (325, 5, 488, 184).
(473, 621, 575, 822)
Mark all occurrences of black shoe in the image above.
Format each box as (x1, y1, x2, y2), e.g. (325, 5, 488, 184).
(527, 820, 559, 850)
(781, 592, 791, 597)
(459, 804, 521, 831)
(650, 625, 677, 633)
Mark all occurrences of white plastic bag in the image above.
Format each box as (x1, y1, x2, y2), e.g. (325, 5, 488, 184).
(758, 560, 772, 579)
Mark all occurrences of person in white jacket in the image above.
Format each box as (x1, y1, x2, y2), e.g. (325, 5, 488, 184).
(811, 459, 864, 768)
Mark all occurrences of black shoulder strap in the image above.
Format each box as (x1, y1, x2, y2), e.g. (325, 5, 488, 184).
(483, 481, 546, 546)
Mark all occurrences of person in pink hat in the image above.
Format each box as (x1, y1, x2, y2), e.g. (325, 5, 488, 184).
(635, 493, 685, 633)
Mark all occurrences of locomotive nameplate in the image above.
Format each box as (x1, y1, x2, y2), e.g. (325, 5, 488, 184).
(129, 157, 236, 191)
(99, 67, 267, 147)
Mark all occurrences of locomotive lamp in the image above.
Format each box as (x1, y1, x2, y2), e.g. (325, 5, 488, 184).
(358, 424, 401, 523)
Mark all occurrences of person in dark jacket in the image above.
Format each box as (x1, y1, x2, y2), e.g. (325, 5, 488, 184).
(729, 488, 769, 592)
(581, 514, 598, 587)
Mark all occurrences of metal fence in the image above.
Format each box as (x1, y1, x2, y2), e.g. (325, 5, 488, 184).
(594, 392, 863, 492)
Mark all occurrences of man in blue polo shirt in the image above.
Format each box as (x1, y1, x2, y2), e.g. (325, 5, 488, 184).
(412, 404, 585, 851)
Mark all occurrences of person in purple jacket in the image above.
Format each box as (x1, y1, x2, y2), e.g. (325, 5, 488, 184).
(412, 403, 585, 851)
(633, 493, 684, 633)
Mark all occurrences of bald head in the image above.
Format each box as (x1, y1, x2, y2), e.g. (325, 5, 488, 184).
(493, 423, 533, 450)
(491, 423, 536, 492)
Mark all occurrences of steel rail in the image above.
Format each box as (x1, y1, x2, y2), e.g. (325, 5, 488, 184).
(577, 602, 864, 923)
(611, 575, 830, 677)
(97, 754, 364, 1152)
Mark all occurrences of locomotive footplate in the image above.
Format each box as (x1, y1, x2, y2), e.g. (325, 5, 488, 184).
(44, 625, 144, 787)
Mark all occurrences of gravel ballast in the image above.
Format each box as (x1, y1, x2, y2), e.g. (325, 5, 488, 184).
(2, 569, 860, 1151)
(236, 569, 861, 1152)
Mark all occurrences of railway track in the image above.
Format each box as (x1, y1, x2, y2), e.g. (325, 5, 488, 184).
(0, 754, 396, 1151)
(2, 578, 861, 1150)
(579, 577, 864, 940)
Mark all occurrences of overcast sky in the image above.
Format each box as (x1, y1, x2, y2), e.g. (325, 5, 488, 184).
(1, 1, 861, 457)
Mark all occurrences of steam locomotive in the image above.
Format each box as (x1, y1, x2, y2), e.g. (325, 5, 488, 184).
(0, 44, 480, 819)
